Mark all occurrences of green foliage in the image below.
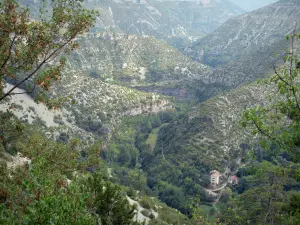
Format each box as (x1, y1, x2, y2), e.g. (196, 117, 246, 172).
(127, 187, 137, 200)
(284, 191, 300, 224)
(146, 126, 163, 150)
(225, 32, 300, 225)
(102, 111, 212, 215)
(190, 199, 217, 225)
(0, 111, 24, 154)
(220, 161, 297, 224)
(241, 33, 300, 157)
(150, 202, 191, 225)
(118, 148, 132, 166)
(0, 133, 93, 223)
(77, 116, 108, 136)
(87, 173, 136, 225)
(144, 117, 216, 205)
(158, 182, 190, 214)
(140, 198, 152, 210)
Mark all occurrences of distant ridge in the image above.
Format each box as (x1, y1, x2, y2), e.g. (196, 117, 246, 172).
(188, 0, 300, 87)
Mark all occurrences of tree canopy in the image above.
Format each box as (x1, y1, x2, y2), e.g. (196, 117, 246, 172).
(0, 0, 97, 107)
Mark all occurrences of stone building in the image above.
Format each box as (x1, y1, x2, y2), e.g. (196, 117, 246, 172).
(210, 170, 221, 186)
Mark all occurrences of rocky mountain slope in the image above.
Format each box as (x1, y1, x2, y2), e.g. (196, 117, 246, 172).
(50, 33, 212, 135)
(67, 33, 210, 84)
(188, 0, 300, 87)
(0, 84, 96, 143)
(46, 0, 300, 139)
(1, 75, 173, 143)
(63, 32, 227, 102)
(53, 73, 172, 135)
(84, 0, 244, 46)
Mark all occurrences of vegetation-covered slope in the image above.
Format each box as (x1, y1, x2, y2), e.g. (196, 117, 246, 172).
(141, 81, 276, 206)
(0, 111, 193, 225)
(3, 1, 300, 224)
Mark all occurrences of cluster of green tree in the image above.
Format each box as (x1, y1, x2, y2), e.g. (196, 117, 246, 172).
(1, 111, 195, 224)
(103, 109, 215, 215)
(104, 111, 176, 167)
(220, 160, 300, 224)
(193, 81, 230, 103)
(143, 116, 221, 210)
(76, 115, 110, 137)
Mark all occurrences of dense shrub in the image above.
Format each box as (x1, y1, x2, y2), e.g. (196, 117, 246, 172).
(140, 198, 152, 210)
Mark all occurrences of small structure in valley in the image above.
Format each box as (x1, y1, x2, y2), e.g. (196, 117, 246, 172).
(210, 170, 221, 186)
(228, 175, 239, 185)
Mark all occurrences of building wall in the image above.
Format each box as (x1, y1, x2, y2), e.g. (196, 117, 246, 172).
(211, 174, 219, 185)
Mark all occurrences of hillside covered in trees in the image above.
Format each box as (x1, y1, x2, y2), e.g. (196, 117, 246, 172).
(1, 0, 300, 224)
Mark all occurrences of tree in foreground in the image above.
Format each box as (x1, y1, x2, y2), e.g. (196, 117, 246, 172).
(241, 32, 300, 157)
(87, 173, 137, 225)
(0, 0, 97, 107)
(220, 32, 300, 224)
(0, 1, 139, 224)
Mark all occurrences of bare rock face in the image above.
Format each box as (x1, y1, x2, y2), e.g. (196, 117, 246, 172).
(124, 99, 171, 116)
(7, 153, 31, 171)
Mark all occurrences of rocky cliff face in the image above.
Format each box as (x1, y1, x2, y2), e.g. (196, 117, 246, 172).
(84, 0, 244, 46)
(188, 0, 300, 87)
